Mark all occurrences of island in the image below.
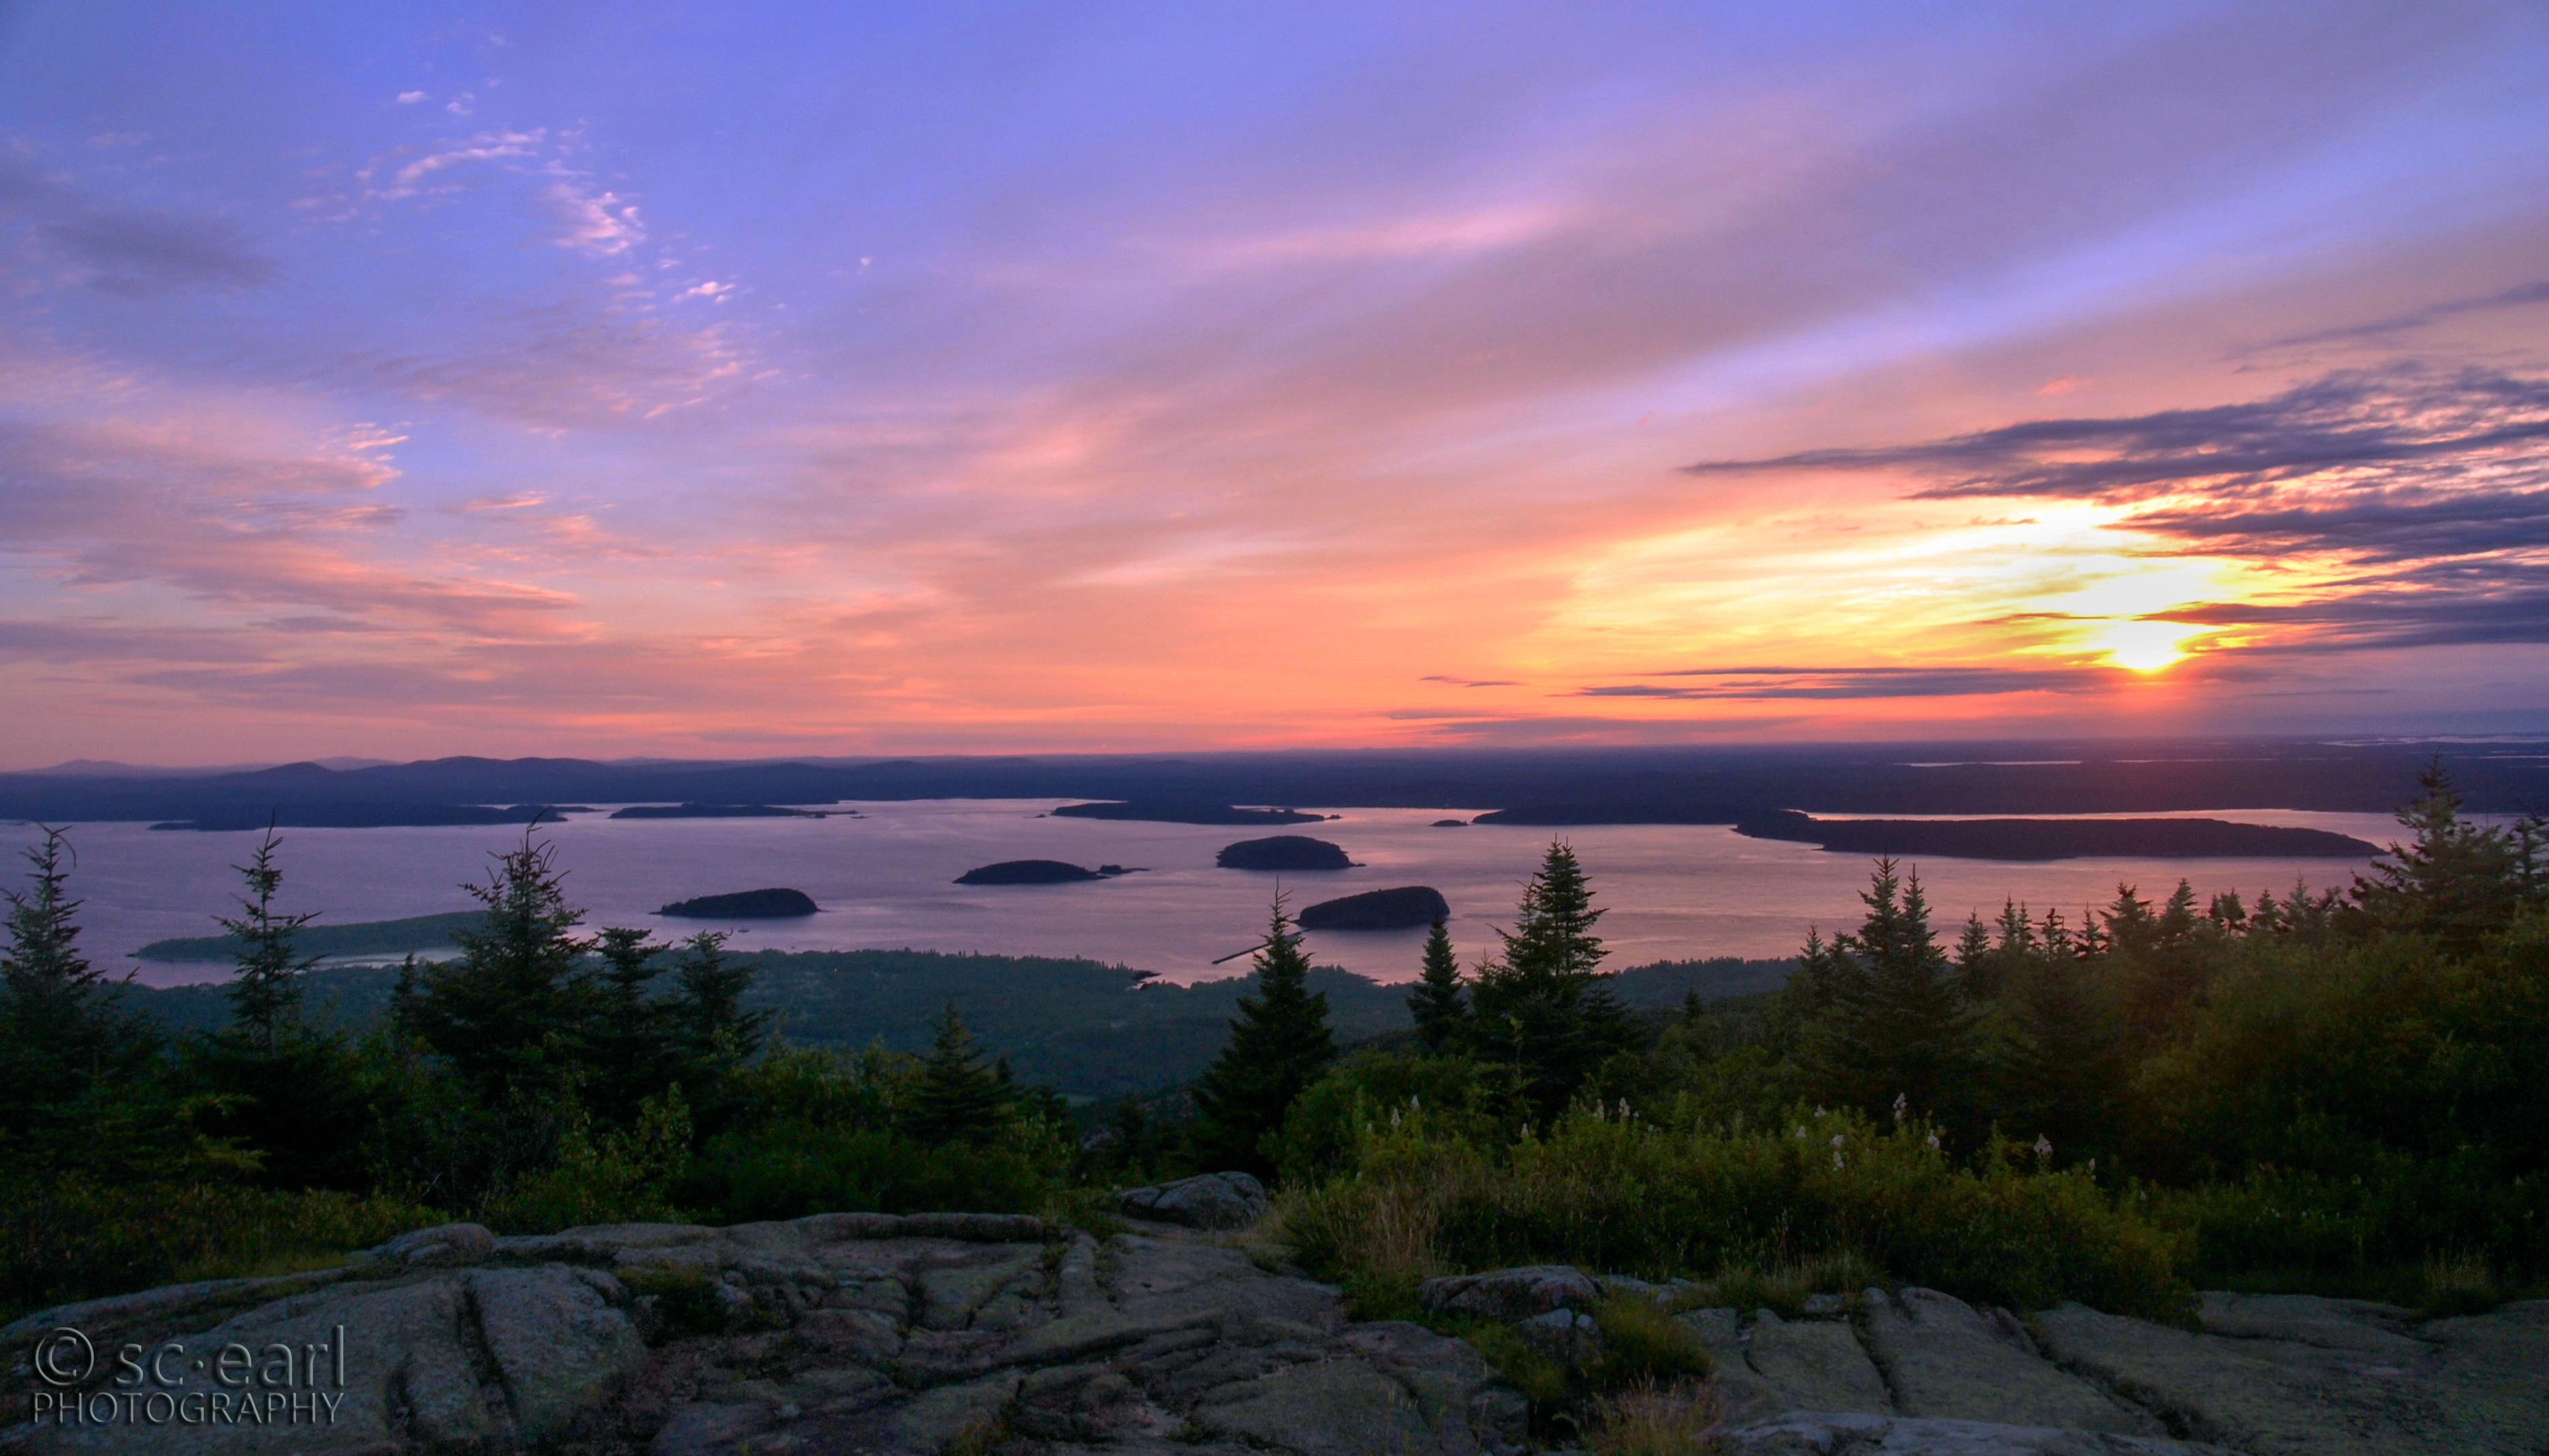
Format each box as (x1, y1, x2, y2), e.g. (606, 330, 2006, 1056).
(657, 887, 822, 917)
(148, 804, 592, 832)
(1733, 810, 2380, 861)
(1053, 800, 1330, 825)
(610, 803, 830, 820)
(1297, 886, 1450, 931)
(1431, 819, 1468, 827)
(136, 910, 488, 962)
(1216, 836, 1356, 871)
(956, 859, 1115, 885)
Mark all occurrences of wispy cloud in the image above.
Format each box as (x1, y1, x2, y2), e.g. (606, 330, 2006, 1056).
(1, 151, 273, 295)
(1682, 365, 2549, 504)
(1580, 665, 2118, 700)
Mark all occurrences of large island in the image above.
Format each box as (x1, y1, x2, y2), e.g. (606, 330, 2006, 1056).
(1734, 810, 2379, 861)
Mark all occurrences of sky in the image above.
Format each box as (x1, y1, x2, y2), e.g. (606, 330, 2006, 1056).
(3, 0, 2546, 767)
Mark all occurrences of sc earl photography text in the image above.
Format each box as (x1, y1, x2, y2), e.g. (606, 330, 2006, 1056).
(23, 1324, 349, 1429)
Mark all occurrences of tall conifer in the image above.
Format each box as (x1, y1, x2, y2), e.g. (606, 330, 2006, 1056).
(1802, 858, 1977, 1130)
(1190, 899, 1334, 1175)
(395, 828, 591, 1097)
(218, 825, 318, 1054)
(908, 1002, 1006, 1145)
(1467, 840, 1635, 1117)
(1407, 918, 1467, 1051)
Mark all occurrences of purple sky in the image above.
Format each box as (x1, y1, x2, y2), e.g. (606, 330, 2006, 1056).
(4, 1, 2546, 765)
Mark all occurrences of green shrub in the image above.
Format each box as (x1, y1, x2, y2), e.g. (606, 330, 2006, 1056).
(1282, 1107, 2193, 1321)
(480, 1091, 693, 1234)
(1590, 1295, 1710, 1386)
(1586, 1378, 1722, 1456)
(676, 1120, 1063, 1223)
(0, 1177, 437, 1322)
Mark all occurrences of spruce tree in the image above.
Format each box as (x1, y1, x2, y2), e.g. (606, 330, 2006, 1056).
(2352, 762, 2536, 952)
(395, 829, 591, 1098)
(1467, 840, 1635, 1117)
(0, 828, 165, 1173)
(1190, 899, 1335, 1175)
(189, 829, 369, 1190)
(1801, 859, 1977, 1133)
(666, 931, 770, 1066)
(585, 927, 675, 1124)
(1407, 918, 1468, 1052)
(217, 825, 318, 1054)
(907, 1002, 1006, 1145)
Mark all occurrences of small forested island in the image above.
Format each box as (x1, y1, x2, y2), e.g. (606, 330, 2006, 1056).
(954, 859, 1119, 885)
(1296, 885, 1450, 930)
(1052, 800, 1330, 825)
(1431, 818, 1469, 827)
(656, 887, 821, 917)
(610, 802, 832, 820)
(1215, 835, 1355, 870)
(1735, 809, 2380, 861)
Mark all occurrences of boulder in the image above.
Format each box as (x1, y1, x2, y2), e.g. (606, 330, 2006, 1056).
(1418, 1265, 1601, 1322)
(2033, 1296, 2542, 1456)
(1861, 1286, 2154, 1435)
(1515, 1308, 1601, 1364)
(1117, 1172, 1269, 1229)
(1720, 1413, 2232, 1455)
(373, 1220, 494, 1269)
(1743, 1306, 1893, 1416)
(468, 1267, 649, 1443)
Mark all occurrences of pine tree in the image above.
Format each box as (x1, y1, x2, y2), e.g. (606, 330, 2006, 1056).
(186, 828, 370, 1190)
(1190, 899, 1335, 1175)
(217, 825, 318, 1054)
(666, 931, 770, 1066)
(1996, 943, 2128, 1165)
(1407, 918, 1467, 1051)
(0, 827, 163, 1172)
(1952, 914, 1996, 998)
(1467, 840, 1636, 1118)
(907, 1002, 1006, 1145)
(2352, 761, 2535, 953)
(1801, 859, 1977, 1132)
(395, 829, 592, 1097)
(584, 927, 676, 1125)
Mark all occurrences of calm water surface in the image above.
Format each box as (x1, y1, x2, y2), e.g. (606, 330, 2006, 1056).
(3, 800, 2409, 988)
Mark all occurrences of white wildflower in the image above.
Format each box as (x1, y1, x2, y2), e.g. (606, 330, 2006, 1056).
(2033, 1135, 2054, 1162)
(1832, 1150, 1845, 1170)
(1830, 1133, 1846, 1149)
(1892, 1092, 1908, 1124)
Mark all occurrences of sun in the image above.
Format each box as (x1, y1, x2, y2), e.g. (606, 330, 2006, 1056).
(2096, 620, 2193, 672)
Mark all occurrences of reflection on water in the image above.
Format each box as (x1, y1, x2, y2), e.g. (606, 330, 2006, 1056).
(4, 800, 2406, 990)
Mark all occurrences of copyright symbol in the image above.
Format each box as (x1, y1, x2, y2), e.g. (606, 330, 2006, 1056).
(32, 1327, 94, 1387)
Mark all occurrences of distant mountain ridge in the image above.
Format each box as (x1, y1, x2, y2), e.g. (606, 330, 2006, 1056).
(5, 741, 2543, 827)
